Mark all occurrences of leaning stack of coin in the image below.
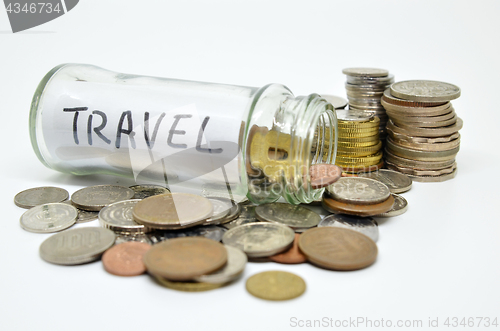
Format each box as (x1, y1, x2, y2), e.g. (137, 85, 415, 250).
(342, 67, 395, 141)
(381, 80, 462, 182)
(334, 109, 383, 173)
(323, 177, 394, 216)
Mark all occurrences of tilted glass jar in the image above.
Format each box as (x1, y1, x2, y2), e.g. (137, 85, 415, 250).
(30, 64, 338, 204)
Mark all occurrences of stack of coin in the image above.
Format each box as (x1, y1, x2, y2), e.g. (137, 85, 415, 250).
(381, 80, 462, 182)
(334, 109, 383, 173)
(342, 67, 395, 140)
(323, 177, 394, 216)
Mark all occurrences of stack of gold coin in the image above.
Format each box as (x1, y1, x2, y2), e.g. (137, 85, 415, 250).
(342, 67, 395, 140)
(334, 108, 383, 173)
(381, 80, 462, 182)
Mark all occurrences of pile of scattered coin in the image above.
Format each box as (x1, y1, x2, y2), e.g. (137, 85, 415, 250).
(342, 67, 395, 141)
(334, 109, 383, 173)
(381, 80, 462, 182)
(14, 162, 416, 300)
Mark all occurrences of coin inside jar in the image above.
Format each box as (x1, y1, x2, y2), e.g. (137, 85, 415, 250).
(309, 164, 342, 189)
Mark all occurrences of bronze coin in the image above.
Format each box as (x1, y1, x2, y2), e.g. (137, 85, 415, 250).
(143, 237, 227, 281)
(102, 242, 152, 276)
(299, 227, 377, 271)
(309, 164, 342, 189)
(269, 233, 307, 264)
(322, 194, 394, 216)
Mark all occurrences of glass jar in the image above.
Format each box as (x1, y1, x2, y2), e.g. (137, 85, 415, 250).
(30, 64, 337, 204)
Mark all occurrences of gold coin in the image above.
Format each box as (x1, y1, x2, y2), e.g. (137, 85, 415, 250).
(337, 140, 380, 148)
(246, 271, 306, 301)
(335, 151, 383, 164)
(338, 134, 380, 143)
(337, 141, 382, 156)
(154, 276, 223, 292)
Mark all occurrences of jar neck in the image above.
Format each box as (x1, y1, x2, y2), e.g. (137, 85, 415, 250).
(246, 89, 338, 204)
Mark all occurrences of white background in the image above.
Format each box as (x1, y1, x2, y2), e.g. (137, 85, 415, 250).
(1, 1, 500, 330)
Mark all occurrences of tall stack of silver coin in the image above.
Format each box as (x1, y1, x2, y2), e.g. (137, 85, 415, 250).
(342, 67, 395, 141)
(381, 80, 462, 182)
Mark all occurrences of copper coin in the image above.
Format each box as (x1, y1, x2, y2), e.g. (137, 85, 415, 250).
(143, 237, 227, 281)
(269, 233, 307, 264)
(102, 242, 151, 276)
(299, 227, 377, 270)
(322, 194, 394, 217)
(309, 164, 342, 189)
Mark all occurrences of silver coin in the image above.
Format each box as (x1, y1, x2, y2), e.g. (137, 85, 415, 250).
(62, 200, 99, 223)
(201, 182, 249, 204)
(221, 205, 259, 229)
(14, 187, 69, 209)
(147, 225, 226, 244)
(39, 227, 116, 265)
(390, 80, 461, 102)
(376, 194, 408, 217)
(321, 95, 348, 109)
(326, 177, 391, 205)
(346, 74, 394, 85)
(318, 214, 379, 242)
(194, 245, 247, 284)
(406, 167, 458, 182)
(336, 108, 375, 122)
(71, 185, 135, 211)
(222, 222, 295, 258)
(255, 203, 321, 231)
(203, 197, 232, 224)
(20, 202, 77, 233)
(129, 184, 170, 199)
(358, 169, 412, 194)
(99, 199, 149, 234)
(203, 199, 241, 225)
(342, 67, 389, 77)
(114, 233, 152, 245)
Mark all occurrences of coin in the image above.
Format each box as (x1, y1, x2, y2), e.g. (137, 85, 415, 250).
(406, 167, 458, 182)
(222, 222, 295, 258)
(321, 95, 348, 109)
(336, 109, 375, 122)
(20, 202, 77, 233)
(99, 199, 149, 234)
(114, 233, 152, 245)
(384, 149, 456, 170)
(342, 67, 389, 77)
(326, 177, 390, 205)
(376, 194, 408, 217)
(14, 187, 69, 209)
(346, 74, 394, 85)
(269, 233, 307, 264)
(389, 134, 461, 152)
(40, 227, 116, 265)
(381, 97, 452, 116)
(299, 227, 377, 270)
(387, 118, 463, 138)
(194, 245, 247, 284)
(393, 114, 457, 128)
(221, 205, 259, 230)
(246, 271, 306, 301)
(309, 164, 342, 189)
(386, 161, 457, 176)
(147, 225, 226, 243)
(390, 80, 461, 102)
(129, 184, 170, 199)
(337, 141, 383, 157)
(132, 193, 213, 229)
(154, 276, 223, 292)
(386, 139, 459, 161)
(71, 185, 135, 211)
(358, 169, 412, 194)
(202, 197, 232, 225)
(381, 88, 448, 108)
(143, 237, 227, 281)
(335, 151, 383, 165)
(318, 214, 379, 242)
(62, 200, 99, 223)
(102, 242, 151, 276)
(322, 194, 395, 216)
(255, 203, 321, 231)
